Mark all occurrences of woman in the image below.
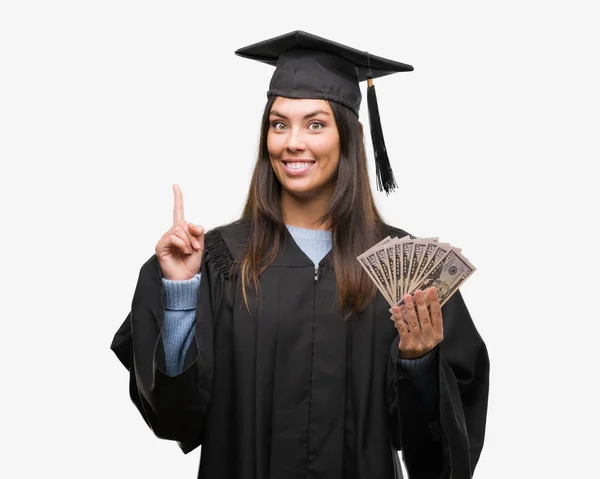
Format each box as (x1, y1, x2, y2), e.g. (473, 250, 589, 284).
(111, 31, 489, 479)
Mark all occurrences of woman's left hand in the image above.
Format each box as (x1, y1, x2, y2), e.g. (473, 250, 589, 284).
(392, 287, 444, 359)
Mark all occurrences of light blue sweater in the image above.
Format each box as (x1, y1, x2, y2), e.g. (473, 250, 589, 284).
(161, 224, 437, 411)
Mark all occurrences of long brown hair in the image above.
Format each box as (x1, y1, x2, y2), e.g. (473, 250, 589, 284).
(239, 96, 388, 319)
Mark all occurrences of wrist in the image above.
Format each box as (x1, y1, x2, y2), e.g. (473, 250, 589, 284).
(162, 274, 201, 310)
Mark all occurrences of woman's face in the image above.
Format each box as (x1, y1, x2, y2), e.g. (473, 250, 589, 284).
(267, 97, 340, 198)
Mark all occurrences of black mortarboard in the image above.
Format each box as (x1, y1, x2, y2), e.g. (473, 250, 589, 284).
(235, 30, 414, 195)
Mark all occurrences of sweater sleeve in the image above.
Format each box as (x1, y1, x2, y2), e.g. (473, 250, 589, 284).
(162, 273, 202, 377)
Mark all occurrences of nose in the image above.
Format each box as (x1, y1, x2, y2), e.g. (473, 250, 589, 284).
(285, 128, 306, 152)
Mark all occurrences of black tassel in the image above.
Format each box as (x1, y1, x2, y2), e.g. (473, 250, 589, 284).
(367, 77, 398, 195)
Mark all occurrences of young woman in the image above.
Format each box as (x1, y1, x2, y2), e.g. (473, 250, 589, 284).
(111, 31, 489, 479)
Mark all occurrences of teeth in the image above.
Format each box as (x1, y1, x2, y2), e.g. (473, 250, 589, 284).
(286, 162, 314, 170)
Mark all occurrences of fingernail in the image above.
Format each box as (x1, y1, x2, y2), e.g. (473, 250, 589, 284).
(194, 241, 200, 249)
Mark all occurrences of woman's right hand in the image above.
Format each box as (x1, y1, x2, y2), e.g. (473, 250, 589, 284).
(155, 184, 205, 281)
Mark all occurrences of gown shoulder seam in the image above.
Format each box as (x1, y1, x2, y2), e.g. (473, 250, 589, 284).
(205, 228, 238, 281)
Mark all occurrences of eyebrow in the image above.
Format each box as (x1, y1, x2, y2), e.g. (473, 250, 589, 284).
(269, 109, 331, 120)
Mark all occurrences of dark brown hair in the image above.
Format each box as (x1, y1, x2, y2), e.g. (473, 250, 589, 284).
(239, 96, 388, 319)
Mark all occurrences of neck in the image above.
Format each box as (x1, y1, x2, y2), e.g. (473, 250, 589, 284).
(281, 187, 332, 231)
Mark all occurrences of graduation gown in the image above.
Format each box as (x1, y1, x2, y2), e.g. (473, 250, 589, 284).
(111, 218, 489, 479)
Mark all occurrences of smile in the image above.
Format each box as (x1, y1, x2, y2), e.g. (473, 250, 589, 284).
(282, 160, 316, 176)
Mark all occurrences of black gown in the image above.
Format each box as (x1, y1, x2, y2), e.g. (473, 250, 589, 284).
(111, 218, 489, 479)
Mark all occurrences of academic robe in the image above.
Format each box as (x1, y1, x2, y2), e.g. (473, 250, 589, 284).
(111, 218, 489, 479)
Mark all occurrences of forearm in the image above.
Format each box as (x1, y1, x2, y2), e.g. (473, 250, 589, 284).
(397, 347, 439, 420)
(125, 256, 210, 444)
(388, 336, 443, 477)
(162, 273, 201, 376)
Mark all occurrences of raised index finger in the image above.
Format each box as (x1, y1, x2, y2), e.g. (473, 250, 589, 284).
(172, 184, 185, 225)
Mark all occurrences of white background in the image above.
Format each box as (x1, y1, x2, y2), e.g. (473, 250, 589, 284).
(1, 1, 598, 478)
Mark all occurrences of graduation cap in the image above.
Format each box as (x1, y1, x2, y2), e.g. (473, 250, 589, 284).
(235, 30, 414, 195)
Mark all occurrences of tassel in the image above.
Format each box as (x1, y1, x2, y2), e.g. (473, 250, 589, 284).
(367, 77, 398, 195)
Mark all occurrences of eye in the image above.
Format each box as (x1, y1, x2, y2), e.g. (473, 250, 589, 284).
(308, 121, 325, 131)
(271, 120, 287, 131)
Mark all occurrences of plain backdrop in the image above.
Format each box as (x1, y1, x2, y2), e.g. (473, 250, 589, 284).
(1, 1, 598, 478)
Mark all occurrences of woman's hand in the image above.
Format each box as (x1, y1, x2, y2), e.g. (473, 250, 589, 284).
(392, 287, 444, 359)
(155, 184, 204, 281)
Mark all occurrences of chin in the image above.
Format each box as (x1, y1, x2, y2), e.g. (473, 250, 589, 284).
(281, 181, 313, 194)
(287, 185, 328, 200)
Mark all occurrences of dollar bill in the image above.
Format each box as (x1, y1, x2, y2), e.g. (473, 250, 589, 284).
(358, 235, 476, 320)
(412, 241, 452, 288)
(375, 247, 394, 302)
(406, 237, 439, 293)
(390, 247, 476, 312)
(357, 235, 476, 319)
(411, 242, 438, 289)
(384, 242, 397, 303)
(401, 241, 414, 300)
(357, 237, 394, 306)
(391, 235, 412, 303)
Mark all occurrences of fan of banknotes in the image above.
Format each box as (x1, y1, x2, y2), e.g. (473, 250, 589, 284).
(356, 235, 476, 317)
